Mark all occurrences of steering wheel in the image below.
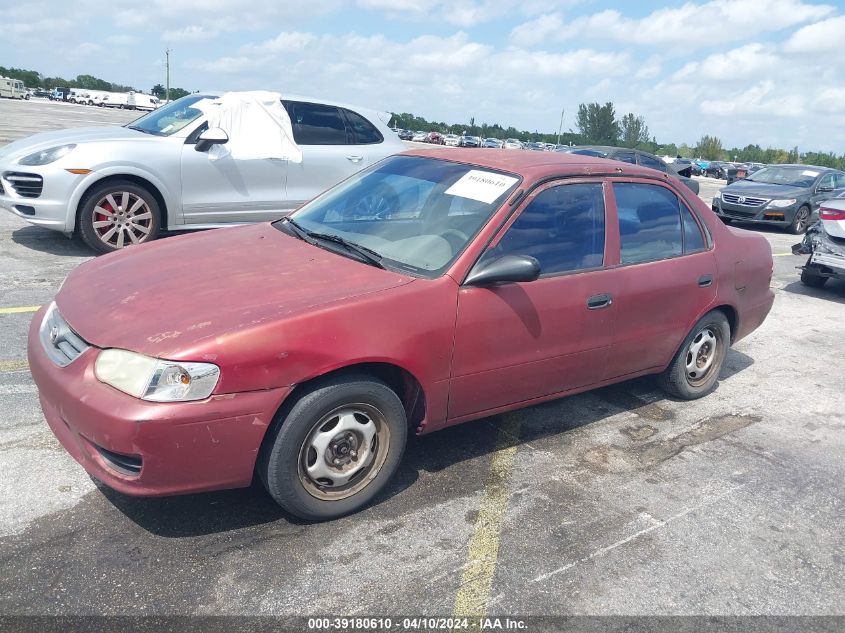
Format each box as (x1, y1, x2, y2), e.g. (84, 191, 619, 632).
(440, 228, 469, 253)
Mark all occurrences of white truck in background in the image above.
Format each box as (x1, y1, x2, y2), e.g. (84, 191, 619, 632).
(126, 92, 160, 111)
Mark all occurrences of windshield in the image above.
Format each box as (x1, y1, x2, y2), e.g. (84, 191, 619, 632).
(747, 166, 821, 188)
(127, 94, 211, 136)
(276, 155, 520, 277)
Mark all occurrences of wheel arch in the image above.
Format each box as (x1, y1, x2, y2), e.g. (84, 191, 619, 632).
(266, 361, 427, 440)
(71, 173, 170, 234)
(711, 304, 738, 344)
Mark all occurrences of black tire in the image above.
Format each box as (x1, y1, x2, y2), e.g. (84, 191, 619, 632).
(77, 180, 161, 254)
(657, 311, 731, 400)
(800, 265, 828, 288)
(258, 374, 407, 521)
(788, 205, 811, 235)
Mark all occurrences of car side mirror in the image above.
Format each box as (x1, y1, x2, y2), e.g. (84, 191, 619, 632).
(464, 254, 541, 286)
(817, 185, 834, 193)
(195, 127, 229, 152)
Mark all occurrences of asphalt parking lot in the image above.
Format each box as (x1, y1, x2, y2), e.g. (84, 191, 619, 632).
(0, 100, 843, 618)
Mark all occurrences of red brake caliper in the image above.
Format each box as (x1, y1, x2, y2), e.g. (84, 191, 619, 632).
(96, 202, 112, 233)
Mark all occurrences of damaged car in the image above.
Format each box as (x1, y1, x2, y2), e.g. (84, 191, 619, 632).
(29, 149, 774, 520)
(793, 194, 845, 288)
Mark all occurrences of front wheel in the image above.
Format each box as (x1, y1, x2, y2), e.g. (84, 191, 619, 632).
(258, 375, 407, 521)
(657, 311, 730, 400)
(788, 205, 811, 234)
(77, 181, 161, 254)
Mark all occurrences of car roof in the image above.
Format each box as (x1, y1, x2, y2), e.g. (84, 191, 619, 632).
(402, 147, 663, 180)
(761, 163, 840, 173)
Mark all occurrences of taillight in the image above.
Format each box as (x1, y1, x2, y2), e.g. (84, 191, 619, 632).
(820, 208, 845, 221)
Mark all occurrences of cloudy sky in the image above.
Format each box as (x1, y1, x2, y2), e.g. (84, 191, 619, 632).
(2, 0, 844, 152)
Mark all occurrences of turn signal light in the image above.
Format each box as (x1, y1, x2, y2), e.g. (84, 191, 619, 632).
(65, 169, 92, 175)
(820, 208, 845, 221)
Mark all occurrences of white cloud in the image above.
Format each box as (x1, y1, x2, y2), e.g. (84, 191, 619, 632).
(510, 0, 835, 49)
(673, 43, 780, 81)
(358, 0, 583, 26)
(162, 25, 217, 42)
(784, 15, 845, 53)
(700, 80, 806, 117)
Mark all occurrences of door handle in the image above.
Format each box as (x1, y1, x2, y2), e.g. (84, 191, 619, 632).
(698, 274, 713, 288)
(346, 155, 364, 163)
(587, 293, 613, 310)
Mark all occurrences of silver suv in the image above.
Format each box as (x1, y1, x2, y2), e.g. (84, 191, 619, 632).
(0, 93, 404, 252)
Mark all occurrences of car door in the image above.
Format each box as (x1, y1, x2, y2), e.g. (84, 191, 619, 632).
(179, 122, 288, 226)
(448, 181, 620, 420)
(604, 180, 716, 380)
(284, 101, 374, 209)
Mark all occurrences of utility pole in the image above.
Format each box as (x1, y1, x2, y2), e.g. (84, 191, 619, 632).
(556, 108, 565, 146)
(165, 48, 171, 103)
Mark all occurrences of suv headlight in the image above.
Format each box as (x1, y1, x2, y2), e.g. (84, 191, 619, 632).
(18, 144, 76, 166)
(94, 349, 220, 402)
(713, 191, 722, 201)
(768, 199, 797, 208)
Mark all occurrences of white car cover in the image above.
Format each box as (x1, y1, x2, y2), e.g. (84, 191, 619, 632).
(194, 91, 302, 163)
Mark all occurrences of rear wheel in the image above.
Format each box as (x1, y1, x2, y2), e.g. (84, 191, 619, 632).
(658, 311, 730, 400)
(800, 263, 828, 288)
(258, 374, 407, 521)
(788, 205, 811, 234)
(78, 181, 161, 254)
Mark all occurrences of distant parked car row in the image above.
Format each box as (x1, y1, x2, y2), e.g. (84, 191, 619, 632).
(42, 87, 160, 111)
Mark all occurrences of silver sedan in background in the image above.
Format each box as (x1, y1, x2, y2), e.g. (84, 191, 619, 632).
(0, 94, 404, 253)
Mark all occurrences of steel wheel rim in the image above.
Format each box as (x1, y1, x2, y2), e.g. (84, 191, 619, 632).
(297, 403, 391, 501)
(92, 191, 153, 248)
(685, 327, 723, 387)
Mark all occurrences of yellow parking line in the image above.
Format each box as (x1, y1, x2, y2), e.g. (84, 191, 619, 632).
(0, 306, 41, 314)
(452, 413, 521, 620)
(0, 360, 29, 372)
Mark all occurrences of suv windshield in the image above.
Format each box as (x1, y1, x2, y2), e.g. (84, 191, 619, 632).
(275, 155, 520, 277)
(127, 94, 211, 136)
(747, 166, 821, 188)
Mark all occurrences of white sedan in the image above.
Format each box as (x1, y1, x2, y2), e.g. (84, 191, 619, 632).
(443, 134, 460, 147)
(0, 93, 404, 253)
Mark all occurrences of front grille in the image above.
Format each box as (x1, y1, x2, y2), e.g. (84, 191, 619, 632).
(39, 303, 91, 367)
(94, 445, 142, 476)
(3, 172, 44, 198)
(722, 193, 768, 207)
(725, 209, 758, 218)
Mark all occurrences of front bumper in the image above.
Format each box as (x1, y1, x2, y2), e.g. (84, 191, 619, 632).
(712, 199, 798, 225)
(0, 165, 77, 232)
(27, 307, 290, 496)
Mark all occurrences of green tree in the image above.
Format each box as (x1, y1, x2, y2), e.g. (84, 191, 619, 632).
(151, 84, 166, 99)
(695, 135, 724, 160)
(620, 113, 650, 148)
(0, 66, 42, 87)
(576, 102, 620, 145)
(168, 87, 190, 100)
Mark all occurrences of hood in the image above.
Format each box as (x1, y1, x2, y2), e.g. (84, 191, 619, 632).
(0, 127, 149, 161)
(722, 179, 807, 198)
(56, 224, 414, 358)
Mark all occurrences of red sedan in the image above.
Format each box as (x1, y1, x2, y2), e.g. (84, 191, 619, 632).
(29, 149, 774, 520)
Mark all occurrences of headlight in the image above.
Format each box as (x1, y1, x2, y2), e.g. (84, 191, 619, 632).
(713, 191, 722, 201)
(768, 199, 797, 208)
(94, 349, 220, 402)
(18, 144, 76, 166)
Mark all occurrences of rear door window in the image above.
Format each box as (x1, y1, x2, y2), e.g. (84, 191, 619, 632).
(284, 101, 349, 145)
(342, 109, 383, 145)
(613, 183, 684, 264)
(681, 204, 705, 253)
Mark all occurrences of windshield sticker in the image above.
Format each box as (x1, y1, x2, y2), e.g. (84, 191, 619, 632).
(445, 170, 519, 204)
(802, 170, 820, 177)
